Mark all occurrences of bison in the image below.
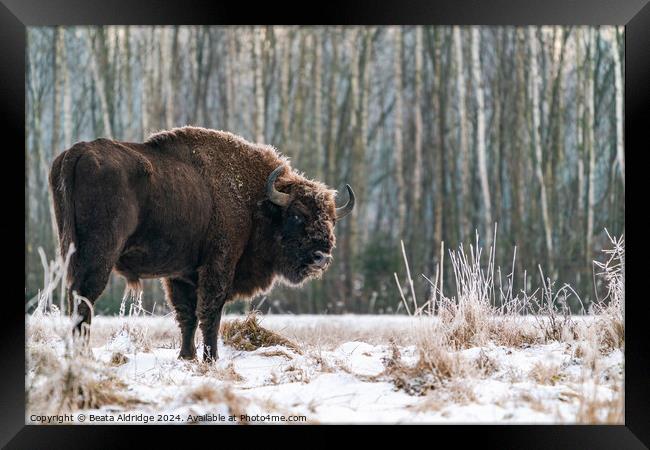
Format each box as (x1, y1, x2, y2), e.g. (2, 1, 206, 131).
(48, 126, 355, 361)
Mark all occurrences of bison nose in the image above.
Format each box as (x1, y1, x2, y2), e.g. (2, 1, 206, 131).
(312, 251, 332, 268)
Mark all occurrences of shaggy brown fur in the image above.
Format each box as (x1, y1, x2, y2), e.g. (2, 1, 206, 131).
(49, 126, 354, 361)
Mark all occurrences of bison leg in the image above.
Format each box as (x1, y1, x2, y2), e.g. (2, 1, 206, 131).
(196, 267, 229, 362)
(68, 235, 125, 341)
(68, 262, 114, 341)
(163, 277, 198, 360)
(198, 297, 226, 362)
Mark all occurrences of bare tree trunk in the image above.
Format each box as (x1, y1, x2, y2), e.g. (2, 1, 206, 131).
(141, 29, 153, 138)
(575, 28, 585, 236)
(528, 27, 553, 273)
(280, 29, 291, 144)
(393, 27, 406, 238)
(293, 31, 308, 162)
(313, 31, 323, 179)
(470, 27, 491, 242)
(512, 28, 528, 264)
(227, 28, 237, 131)
(163, 27, 178, 129)
(61, 32, 72, 148)
(123, 26, 134, 140)
(431, 28, 446, 267)
(253, 27, 265, 142)
(51, 28, 61, 154)
(189, 27, 204, 125)
(453, 26, 470, 242)
(345, 30, 360, 311)
(585, 28, 596, 266)
(200, 28, 215, 128)
(611, 26, 624, 187)
(87, 29, 113, 137)
(413, 27, 423, 232)
(48, 27, 63, 250)
(326, 28, 339, 185)
(358, 29, 373, 245)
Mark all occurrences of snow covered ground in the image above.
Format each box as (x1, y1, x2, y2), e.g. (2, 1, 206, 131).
(26, 313, 623, 425)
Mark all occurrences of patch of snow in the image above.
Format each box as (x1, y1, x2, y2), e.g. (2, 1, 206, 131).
(26, 315, 623, 424)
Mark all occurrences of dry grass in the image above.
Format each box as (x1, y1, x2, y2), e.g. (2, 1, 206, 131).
(518, 391, 550, 414)
(529, 361, 564, 386)
(27, 343, 140, 415)
(108, 322, 153, 353)
(27, 343, 62, 376)
(474, 349, 500, 377)
(592, 231, 625, 353)
(381, 337, 467, 396)
(109, 351, 129, 366)
(487, 318, 541, 348)
(184, 383, 249, 422)
(259, 348, 296, 359)
(393, 228, 624, 355)
(575, 386, 624, 424)
(221, 311, 302, 354)
(192, 360, 244, 382)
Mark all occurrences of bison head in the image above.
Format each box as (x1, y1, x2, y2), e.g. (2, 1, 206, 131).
(264, 165, 355, 285)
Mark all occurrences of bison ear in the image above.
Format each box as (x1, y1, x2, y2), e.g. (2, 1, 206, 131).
(258, 196, 283, 222)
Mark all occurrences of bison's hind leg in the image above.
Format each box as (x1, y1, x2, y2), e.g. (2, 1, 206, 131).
(68, 261, 114, 340)
(67, 150, 139, 342)
(163, 277, 199, 360)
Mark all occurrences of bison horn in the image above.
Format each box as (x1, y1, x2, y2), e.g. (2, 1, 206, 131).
(266, 165, 291, 207)
(335, 185, 355, 219)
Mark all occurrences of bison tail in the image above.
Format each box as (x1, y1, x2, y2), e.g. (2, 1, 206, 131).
(49, 144, 86, 288)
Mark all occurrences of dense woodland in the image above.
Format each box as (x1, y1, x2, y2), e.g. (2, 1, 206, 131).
(25, 26, 624, 315)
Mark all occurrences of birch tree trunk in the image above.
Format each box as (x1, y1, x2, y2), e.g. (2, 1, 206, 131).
(346, 30, 361, 311)
(529, 27, 553, 272)
(48, 27, 63, 249)
(141, 30, 153, 138)
(313, 31, 322, 178)
(585, 28, 596, 265)
(470, 27, 491, 242)
(253, 27, 265, 143)
(513, 29, 527, 250)
(123, 26, 134, 140)
(413, 27, 423, 230)
(163, 27, 179, 129)
(356, 29, 372, 245)
(280, 30, 291, 144)
(393, 27, 406, 238)
(326, 29, 339, 185)
(87, 30, 113, 137)
(291, 31, 307, 160)
(431, 28, 445, 264)
(453, 26, 470, 242)
(226, 29, 237, 131)
(61, 30, 72, 148)
(51, 28, 61, 154)
(575, 29, 585, 233)
(611, 27, 624, 187)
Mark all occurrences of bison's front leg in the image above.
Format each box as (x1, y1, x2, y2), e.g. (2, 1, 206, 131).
(197, 267, 229, 362)
(198, 296, 226, 362)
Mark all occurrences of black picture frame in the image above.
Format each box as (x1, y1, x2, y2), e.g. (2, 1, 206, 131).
(5, 0, 647, 447)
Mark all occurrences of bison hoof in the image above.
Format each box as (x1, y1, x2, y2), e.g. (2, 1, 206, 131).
(178, 351, 197, 361)
(202, 351, 219, 363)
